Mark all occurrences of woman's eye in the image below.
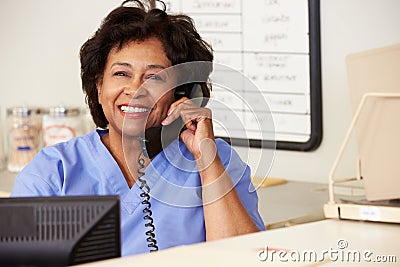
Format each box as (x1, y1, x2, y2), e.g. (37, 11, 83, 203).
(113, 71, 128, 77)
(147, 74, 165, 81)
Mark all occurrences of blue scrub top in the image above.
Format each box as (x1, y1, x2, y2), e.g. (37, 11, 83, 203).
(11, 129, 265, 256)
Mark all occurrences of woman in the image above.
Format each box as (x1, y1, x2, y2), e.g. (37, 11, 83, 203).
(11, 0, 265, 256)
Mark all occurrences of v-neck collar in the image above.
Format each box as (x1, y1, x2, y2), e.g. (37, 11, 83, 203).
(88, 129, 172, 214)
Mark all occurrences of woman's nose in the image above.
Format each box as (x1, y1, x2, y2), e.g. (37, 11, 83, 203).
(123, 79, 147, 97)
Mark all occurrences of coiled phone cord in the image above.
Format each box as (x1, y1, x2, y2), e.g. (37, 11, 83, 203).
(137, 138, 159, 252)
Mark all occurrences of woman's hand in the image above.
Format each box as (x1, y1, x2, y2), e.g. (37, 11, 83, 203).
(161, 97, 216, 162)
(162, 97, 259, 239)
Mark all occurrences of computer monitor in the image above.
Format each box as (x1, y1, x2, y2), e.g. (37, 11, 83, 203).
(0, 195, 121, 267)
(346, 44, 400, 201)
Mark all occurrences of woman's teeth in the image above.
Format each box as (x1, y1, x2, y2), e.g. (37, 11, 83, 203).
(120, 106, 151, 113)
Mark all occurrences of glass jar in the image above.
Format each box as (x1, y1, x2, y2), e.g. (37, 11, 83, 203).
(42, 106, 83, 146)
(7, 107, 42, 172)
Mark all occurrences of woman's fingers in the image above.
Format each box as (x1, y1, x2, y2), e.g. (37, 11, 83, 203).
(162, 98, 215, 159)
(162, 98, 210, 126)
(166, 97, 190, 116)
(161, 97, 187, 126)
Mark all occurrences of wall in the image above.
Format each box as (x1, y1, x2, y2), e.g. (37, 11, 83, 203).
(0, 0, 399, 183)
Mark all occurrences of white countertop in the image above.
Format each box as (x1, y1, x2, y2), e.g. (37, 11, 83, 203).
(75, 219, 400, 266)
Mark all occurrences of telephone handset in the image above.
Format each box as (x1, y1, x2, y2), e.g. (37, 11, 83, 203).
(144, 83, 207, 159)
(137, 83, 207, 252)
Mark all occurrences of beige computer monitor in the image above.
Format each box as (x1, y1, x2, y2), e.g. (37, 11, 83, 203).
(346, 43, 400, 201)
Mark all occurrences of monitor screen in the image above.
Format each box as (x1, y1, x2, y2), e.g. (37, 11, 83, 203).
(0, 195, 121, 267)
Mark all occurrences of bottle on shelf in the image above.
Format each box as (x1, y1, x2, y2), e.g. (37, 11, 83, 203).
(42, 106, 84, 147)
(7, 107, 43, 173)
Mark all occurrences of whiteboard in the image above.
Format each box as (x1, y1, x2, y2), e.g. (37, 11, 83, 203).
(164, 0, 322, 151)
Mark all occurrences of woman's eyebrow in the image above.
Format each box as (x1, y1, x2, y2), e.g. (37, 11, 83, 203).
(147, 64, 167, 70)
(111, 62, 132, 68)
(110, 62, 166, 70)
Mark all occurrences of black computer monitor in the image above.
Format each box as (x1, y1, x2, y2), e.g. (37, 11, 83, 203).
(0, 195, 121, 267)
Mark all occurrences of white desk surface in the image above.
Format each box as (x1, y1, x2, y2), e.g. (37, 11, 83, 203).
(77, 219, 400, 266)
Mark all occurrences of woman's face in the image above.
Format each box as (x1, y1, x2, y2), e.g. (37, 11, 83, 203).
(97, 38, 175, 138)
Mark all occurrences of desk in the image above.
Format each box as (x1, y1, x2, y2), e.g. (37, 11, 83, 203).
(257, 181, 328, 229)
(76, 219, 400, 266)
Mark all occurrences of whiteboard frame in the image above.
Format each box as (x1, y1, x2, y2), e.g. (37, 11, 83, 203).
(217, 0, 322, 151)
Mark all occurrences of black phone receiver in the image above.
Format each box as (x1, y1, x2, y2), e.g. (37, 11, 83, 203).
(174, 83, 208, 107)
(144, 83, 206, 159)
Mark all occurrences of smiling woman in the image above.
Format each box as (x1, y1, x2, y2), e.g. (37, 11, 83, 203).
(10, 0, 265, 257)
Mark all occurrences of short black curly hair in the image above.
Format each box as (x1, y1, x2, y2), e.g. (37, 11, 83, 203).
(80, 0, 213, 128)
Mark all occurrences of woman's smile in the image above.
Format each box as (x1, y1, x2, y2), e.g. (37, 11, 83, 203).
(118, 104, 152, 119)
